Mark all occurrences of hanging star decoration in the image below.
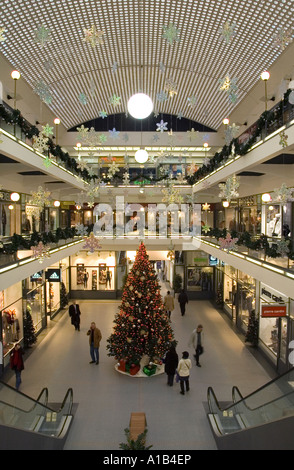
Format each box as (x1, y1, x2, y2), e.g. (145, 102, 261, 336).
(162, 23, 180, 45)
(109, 94, 121, 107)
(156, 90, 169, 103)
(202, 202, 210, 211)
(77, 124, 89, 139)
(34, 80, 52, 105)
(219, 174, 240, 202)
(108, 160, 120, 178)
(156, 120, 168, 133)
(78, 92, 87, 105)
(272, 183, 294, 203)
(77, 159, 89, 172)
(187, 128, 199, 141)
(108, 128, 120, 140)
(276, 238, 290, 257)
(31, 241, 51, 263)
(219, 75, 238, 103)
(30, 186, 51, 207)
(43, 155, 52, 168)
(99, 110, 108, 119)
(272, 27, 293, 51)
(75, 223, 89, 237)
(279, 130, 288, 148)
(219, 232, 239, 251)
(225, 123, 240, 145)
(123, 171, 130, 186)
(164, 78, 178, 98)
(177, 112, 184, 120)
(33, 135, 49, 153)
(0, 27, 6, 42)
(187, 163, 198, 176)
(83, 232, 102, 253)
(83, 25, 104, 47)
(42, 123, 54, 138)
(34, 24, 52, 47)
(187, 95, 198, 107)
(220, 21, 237, 44)
(167, 247, 175, 261)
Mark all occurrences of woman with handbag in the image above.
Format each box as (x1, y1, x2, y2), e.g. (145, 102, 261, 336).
(177, 351, 192, 395)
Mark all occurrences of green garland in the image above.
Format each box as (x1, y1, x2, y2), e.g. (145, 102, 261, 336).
(201, 227, 294, 261)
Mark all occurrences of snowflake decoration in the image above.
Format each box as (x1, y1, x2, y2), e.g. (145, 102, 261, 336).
(187, 163, 198, 176)
(219, 174, 240, 202)
(31, 242, 51, 263)
(43, 155, 52, 168)
(77, 159, 89, 172)
(109, 94, 121, 107)
(77, 124, 89, 139)
(108, 160, 120, 178)
(123, 171, 130, 186)
(162, 23, 180, 45)
(34, 25, 52, 48)
(99, 133, 107, 144)
(225, 123, 240, 145)
(42, 123, 54, 138)
(219, 233, 239, 251)
(78, 92, 87, 105)
(272, 27, 293, 51)
(279, 130, 288, 148)
(44, 59, 53, 71)
(111, 61, 118, 73)
(0, 27, 6, 42)
(220, 21, 237, 44)
(162, 186, 184, 204)
(276, 239, 290, 257)
(75, 223, 88, 237)
(34, 80, 52, 105)
(187, 95, 198, 107)
(156, 90, 169, 102)
(202, 202, 210, 211)
(187, 128, 199, 141)
(99, 110, 108, 119)
(33, 135, 49, 153)
(219, 75, 238, 104)
(177, 112, 184, 120)
(152, 133, 160, 143)
(30, 186, 51, 207)
(202, 225, 211, 234)
(156, 120, 168, 133)
(83, 25, 104, 47)
(83, 232, 102, 253)
(109, 128, 120, 140)
(272, 183, 294, 203)
(164, 78, 178, 98)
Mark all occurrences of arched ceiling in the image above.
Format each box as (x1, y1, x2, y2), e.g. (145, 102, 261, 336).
(0, 0, 293, 131)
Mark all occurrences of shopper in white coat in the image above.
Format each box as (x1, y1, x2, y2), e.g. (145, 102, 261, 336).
(177, 351, 192, 395)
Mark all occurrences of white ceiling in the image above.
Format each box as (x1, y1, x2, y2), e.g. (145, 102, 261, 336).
(1, 0, 293, 131)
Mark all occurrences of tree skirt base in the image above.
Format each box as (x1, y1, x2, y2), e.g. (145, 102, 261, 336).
(115, 363, 164, 377)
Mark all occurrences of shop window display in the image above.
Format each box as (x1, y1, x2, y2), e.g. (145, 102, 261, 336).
(1, 284, 23, 364)
(70, 252, 116, 291)
(237, 272, 256, 328)
(187, 267, 213, 291)
(23, 272, 45, 333)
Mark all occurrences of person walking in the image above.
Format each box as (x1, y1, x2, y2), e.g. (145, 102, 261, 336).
(87, 322, 102, 364)
(164, 344, 179, 386)
(10, 343, 24, 390)
(69, 301, 81, 331)
(164, 291, 175, 320)
(178, 289, 189, 316)
(177, 351, 192, 395)
(189, 324, 204, 367)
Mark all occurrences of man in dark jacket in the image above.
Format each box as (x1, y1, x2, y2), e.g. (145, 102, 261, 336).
(164, 345, 179, 386)
(69, 301, 81, 331)
(178, 289, 189, 316)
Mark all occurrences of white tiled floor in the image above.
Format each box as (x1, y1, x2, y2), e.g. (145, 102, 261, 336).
(4, 284, 274, 450)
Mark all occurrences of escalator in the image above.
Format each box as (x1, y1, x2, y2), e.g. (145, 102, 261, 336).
(0, 381, 73, 449)
(207, 367, 294, 450)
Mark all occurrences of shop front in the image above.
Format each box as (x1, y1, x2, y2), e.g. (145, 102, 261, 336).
(185, 251, 214, 300)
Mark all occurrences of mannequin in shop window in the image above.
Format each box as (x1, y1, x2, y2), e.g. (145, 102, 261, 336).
(83, 270, 89, 288)
(105, 268, 112, 289)
(267, 212, 281, 237)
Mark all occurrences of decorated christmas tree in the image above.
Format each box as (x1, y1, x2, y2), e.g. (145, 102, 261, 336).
(107, 242, 175, 375)
(23, 306, 37, 348)
(245, 309, 259, 347)
(60, 281, 69, 308)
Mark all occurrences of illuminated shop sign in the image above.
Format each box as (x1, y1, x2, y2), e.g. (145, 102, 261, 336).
(45, 268, 61, 282)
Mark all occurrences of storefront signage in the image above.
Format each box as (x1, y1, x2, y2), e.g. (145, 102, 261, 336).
(45, 269, 61, 282)
(262, 305, 287, 317)
(30, 271, 43, 282)
(260, 284, 288, 304)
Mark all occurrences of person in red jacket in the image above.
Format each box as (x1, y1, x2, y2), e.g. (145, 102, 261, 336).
(10, 343, 24, 390)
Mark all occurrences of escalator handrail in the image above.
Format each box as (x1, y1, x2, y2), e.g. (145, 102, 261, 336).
(231, 386, 294, 413)
(207, 386, 223, 413)
(57, 388, 73, 415)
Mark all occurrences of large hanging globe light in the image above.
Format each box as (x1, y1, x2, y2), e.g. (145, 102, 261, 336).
(135, 149, 149, 163)
(127, 93, 153, 119)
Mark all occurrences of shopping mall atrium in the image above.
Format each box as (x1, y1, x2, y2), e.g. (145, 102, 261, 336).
(0, 0, 294, 452)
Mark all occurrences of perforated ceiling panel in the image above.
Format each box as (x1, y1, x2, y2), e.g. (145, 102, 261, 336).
(0, 0, 293, 130)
